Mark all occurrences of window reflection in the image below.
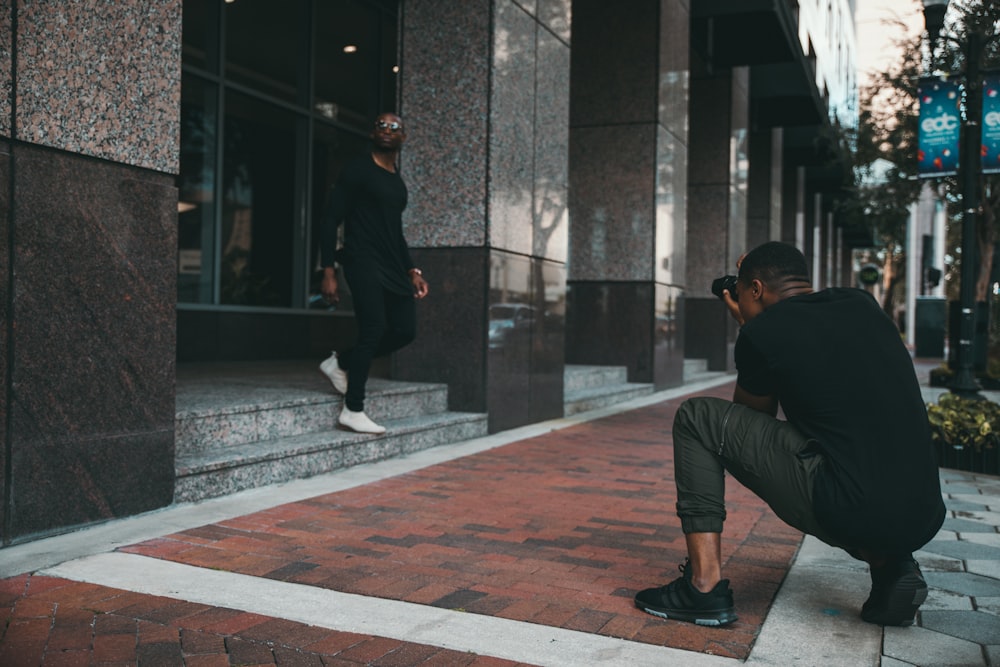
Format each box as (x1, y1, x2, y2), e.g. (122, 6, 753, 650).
(177, 75, 217, 304)
(308, 122, 368, 310)
(225, 0, 307, 103)
(220, 92, 296, 307)
(177, 0, 399, 310)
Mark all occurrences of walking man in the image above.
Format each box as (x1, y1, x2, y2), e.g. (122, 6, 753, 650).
(634, 241, 945, 627)
(318, 112, 429, 434)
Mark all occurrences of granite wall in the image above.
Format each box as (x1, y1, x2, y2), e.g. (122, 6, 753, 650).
(396, 0, 570, 431)
(567, 0, 689, 387)
(1, 2, 181, 544)
(683, 54, 750, 373)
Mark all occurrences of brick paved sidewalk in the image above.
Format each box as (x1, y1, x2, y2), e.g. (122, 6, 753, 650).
(1, 380, 805, 665)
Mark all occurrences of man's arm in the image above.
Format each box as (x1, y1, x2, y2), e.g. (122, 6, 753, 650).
(733, 384, 778, 417)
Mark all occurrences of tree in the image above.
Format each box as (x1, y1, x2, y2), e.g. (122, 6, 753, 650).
(848, 0, 1000, 317)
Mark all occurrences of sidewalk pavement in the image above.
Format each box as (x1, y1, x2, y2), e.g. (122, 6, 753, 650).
(1, 368, 998, 666)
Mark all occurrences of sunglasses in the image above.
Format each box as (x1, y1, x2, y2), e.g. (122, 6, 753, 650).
(375, 120, 404, 133)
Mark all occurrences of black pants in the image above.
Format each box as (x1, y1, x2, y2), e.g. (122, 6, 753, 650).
(340, 265, 416, 412)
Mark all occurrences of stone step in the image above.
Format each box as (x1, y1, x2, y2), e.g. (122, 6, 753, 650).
(683, 358, 730, 384)
(563, 364, 629, 392)
(176, 377, 449, 457)
(564, 382, 655, 416)
(175, 411, 488, 503)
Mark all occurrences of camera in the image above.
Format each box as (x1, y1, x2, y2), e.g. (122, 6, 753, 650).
(711, 275, 739, 300)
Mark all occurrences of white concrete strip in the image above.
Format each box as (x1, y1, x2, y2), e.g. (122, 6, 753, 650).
(43, 552, 738, 667)
(0, 373, 736, 579)
(745, 536, 881, 666)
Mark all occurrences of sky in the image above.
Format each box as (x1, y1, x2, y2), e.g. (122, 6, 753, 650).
(855, 0, 925, 85)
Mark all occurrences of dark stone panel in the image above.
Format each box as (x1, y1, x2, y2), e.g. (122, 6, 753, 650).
(565, 281, 655, 383)
(529, 259, 565, 425)
(9, 429, 174, 540)
(654, 283, 685, 390)
(684, 297, 736, 372)
(393, 248, 489, 415)
(8, 145, 176, 539)
(488, 252, 533, 432)
(0, 140, 8, 543)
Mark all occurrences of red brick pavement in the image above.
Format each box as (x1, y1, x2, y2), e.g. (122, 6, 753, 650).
(113, 382, 803, 661)
(0, 574, 528, 666)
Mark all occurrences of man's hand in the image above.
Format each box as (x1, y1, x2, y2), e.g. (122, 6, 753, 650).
(321, 267, 339, 304)
(411, 272, 429, 299)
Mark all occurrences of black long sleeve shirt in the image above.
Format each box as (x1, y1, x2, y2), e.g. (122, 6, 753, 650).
(320, 155, 416, 295)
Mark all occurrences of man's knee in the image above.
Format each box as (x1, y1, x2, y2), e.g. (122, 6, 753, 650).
(674, 397, 724, 438)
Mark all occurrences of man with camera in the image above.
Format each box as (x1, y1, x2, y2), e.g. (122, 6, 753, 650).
(634, 241, 945, 628)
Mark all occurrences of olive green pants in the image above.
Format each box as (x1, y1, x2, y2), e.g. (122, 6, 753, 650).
(673, 396, 846, 549)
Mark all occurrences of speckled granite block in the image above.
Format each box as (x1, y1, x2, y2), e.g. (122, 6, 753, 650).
(655, 126, 688, 286)
(538, 0, 571, 43)
(534, 27, 569, 262)
(0, 141, 8, 542)
(401, 0, 491, 248)
(174, 412, 488, 503)
(0, 8, 11, 137)
(175, 379, 450, 456)
(15, 1, 181, 173)
(569, 124, 657, 281)
(7, 145, 176, 539)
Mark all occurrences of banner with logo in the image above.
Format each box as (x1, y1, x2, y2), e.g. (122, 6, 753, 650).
(918, 77, 961, 178)
(982, 75, 1000, 174)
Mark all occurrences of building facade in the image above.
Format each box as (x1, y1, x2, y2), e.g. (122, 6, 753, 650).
(1, 0, 859, 544)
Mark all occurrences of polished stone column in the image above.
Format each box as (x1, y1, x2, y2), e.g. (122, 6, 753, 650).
(397, 0, 570, 432)
(684, 57, 750, 372)
(1, 3, 180, 542)
(747, 127, 784, 250)
(566, 0, 689, 388)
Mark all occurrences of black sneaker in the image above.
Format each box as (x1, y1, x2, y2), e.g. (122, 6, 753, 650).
(861, 558, 928, 627)
(634, 560, 737, 626)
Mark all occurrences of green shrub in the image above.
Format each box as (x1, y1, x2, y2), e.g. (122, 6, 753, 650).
(927, 393, 1000, 453)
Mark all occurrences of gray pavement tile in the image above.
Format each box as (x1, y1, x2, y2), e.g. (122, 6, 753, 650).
(923, 540, 1000, 561)
(920, 610, 1000, 645)
(979, 597, 1000, 617)
(947, 499, 993, 512)
(986, 645, 1000, 667)
(881, 658, 917, 667)
(968, 560, 1000, 580)
(884, 625, 987, 666)
(943, 485, 991, 496)
(943, 517, 1000, 533)
(924, 588, 975, 612)
(925, 572, 1000, 597)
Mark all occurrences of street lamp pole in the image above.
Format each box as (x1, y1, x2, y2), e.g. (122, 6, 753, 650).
(922, 0, 982, 396)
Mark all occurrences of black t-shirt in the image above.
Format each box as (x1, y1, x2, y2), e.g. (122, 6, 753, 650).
(320, 155, 415, 295)
(735, 288, 945, 554)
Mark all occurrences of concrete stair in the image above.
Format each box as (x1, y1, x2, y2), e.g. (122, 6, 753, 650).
(174, 361, 487, 503)
(563, 365, 654, 415)
(683, 358, 730, 384)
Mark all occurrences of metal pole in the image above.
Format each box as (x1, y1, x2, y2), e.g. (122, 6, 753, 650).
(951, 30, 984, 397)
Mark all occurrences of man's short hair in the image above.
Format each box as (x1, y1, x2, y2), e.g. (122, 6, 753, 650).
(738, 241, 811, 286)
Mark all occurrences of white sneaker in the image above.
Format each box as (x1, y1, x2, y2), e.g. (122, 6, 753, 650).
(319, 352, 348, 394)
(338, 407, 386, 434)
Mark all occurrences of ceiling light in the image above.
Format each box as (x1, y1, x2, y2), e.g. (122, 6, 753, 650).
(343, 45, 358, 54)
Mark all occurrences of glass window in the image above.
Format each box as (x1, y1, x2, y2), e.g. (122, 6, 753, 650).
(220, 91, 297, 307)
(308, 121, 369, 309)
(314, 0, 386, 132)
(177, 74, 218, 304)
(225, 0, 308, 103)
(181, 1, 219, 71)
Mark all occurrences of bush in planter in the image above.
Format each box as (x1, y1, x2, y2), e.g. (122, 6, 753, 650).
(926, 393, 1000, 473)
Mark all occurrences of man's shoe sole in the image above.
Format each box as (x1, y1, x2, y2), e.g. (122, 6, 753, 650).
(861, 572, 928, 626)
(635, 601, 737, 627)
